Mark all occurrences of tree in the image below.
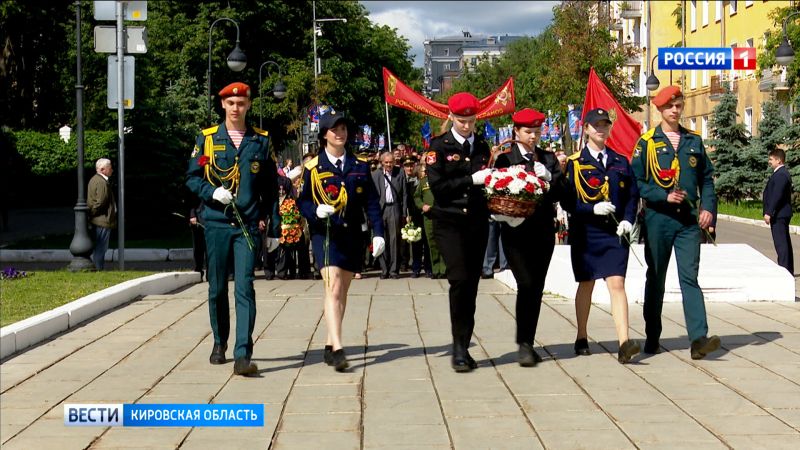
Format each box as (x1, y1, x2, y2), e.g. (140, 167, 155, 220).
(707, 90, 754, 201)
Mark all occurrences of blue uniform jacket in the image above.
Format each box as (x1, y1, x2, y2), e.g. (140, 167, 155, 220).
(297, 151, 385, 238)
(564, 146, 639, 229)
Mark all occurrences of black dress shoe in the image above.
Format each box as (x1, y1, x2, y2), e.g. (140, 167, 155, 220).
(209, 344, 227, 365)
(518, 342, 543, 367)
(331, 349, 349, 372)
(233, 357, 258, 376)
(643, 339, 661, 354)
(690, 335, 721, 360)
(480, 273, 493, 279)
(323, 345, 333, 365)
(465, 352, 478, 369)
(425, 272, 433, 278)
(380, 274, 389, 279)
(390, 274, 400, 279)
(451, 343, 474, 373)
(617, 340, 641, 364)
(574, 338, 591, 356)
(411, 272, 420, 278)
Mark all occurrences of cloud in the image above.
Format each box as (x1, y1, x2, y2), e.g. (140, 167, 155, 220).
(362, 1, 558, 66)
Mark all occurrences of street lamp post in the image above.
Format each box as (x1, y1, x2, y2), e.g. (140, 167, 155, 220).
(207, 17, 247, 123)
(68, 0, 94, 271)
(645, 53, 661, 130)
(311, 1, 346, 98)
(258, 61, 287, 129)
(775, 10, 800, 66)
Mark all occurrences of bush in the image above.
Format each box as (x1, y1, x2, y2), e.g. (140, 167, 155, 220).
(10, 129, 116, 176)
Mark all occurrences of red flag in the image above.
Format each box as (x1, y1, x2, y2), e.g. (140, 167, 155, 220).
(581, 68, 642, 160)
(383, 67, 515, 119)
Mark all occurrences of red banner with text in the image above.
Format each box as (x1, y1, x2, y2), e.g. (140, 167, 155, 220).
(382, 67, 515, 119)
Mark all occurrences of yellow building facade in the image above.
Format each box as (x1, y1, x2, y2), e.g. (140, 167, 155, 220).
(612, 0, 792, 137)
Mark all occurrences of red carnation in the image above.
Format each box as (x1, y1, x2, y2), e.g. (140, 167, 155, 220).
(484, 175, 493, 185)
(517, 172, 527, 180)
(587, 177, 601, 188)
(197, 155, 210, 167)
(325, 184, 340, 198)
(495, 177, 512, 189)
(524, 184, 535, 193)
(658, 169, 676, 179)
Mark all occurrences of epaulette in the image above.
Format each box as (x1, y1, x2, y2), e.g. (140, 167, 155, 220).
(252, 126, 269, 137)
(202, 125, 219, 136)
(357, 154, 369, 163)
(304, 156, 319, 170)
(567, 152, 581, 161)
(685, 127, 701, 136)
(640, 128, 656, 141)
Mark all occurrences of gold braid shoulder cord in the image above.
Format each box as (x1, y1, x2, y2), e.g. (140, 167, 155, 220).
(571, 160, 610, 203)
(203, 134, 241, 195)
(644, 137, 680, 189)
(310, 167, 348, 215)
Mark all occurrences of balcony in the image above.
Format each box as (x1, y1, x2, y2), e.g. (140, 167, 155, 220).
(620, 2, 642, 18)
(759, 68, 789, 92)
(610, 19, 624, 31)
(710, 74, 737, 100)
(625, 55, 642, 66)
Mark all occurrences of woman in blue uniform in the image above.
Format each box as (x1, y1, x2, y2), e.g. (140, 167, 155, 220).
(563, 108, 640, 363)
(297, 109, 386, 371)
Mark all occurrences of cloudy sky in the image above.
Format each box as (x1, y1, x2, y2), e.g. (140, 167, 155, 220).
(361, 1, 558, 67)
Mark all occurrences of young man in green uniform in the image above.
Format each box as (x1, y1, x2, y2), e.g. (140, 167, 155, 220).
(631, 85, 721, 360)
(186, 82, 280, 376)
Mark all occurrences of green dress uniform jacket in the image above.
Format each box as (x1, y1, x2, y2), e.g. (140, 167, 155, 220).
(185, 122, 278, 361)
(631, 124, 717, 344)
(413, 176, 446, 277)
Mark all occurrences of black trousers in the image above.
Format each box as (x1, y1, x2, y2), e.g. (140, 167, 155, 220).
(501, 218, 555, 345)
(191, 224, 206, 273)
(771, 218, 795, 275)
(433, 212, 489, 347)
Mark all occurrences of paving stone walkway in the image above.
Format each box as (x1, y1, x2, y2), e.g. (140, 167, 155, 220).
(2, 278, 800, 449)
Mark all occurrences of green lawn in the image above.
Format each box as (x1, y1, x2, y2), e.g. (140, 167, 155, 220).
(5, 232, 192, 250)
(0, 270, 156, 327)
(718, 200, 800, 226)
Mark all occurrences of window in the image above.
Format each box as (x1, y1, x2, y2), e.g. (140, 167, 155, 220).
(746, 38, 754, 48)
(444, 48, 449, 56)
(702, 70, 709, 87)
(443, 63, 450, 71)
(691, 70, 697, 89)
(690, 1, 697, 31)
(744, 107, 753, 135)
(690, 118, 697, 132)
(745, 0, 753, 7)
(730, 0, 737, 15)
(715, 0, 722, 21)
(702, 0, 709, 26)
(702, 116, 708, 139)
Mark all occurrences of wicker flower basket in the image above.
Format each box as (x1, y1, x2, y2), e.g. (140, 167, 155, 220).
(487, 195, 537, 218)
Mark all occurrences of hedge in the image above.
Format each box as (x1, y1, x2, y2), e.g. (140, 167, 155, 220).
(9, 129, 117, 176)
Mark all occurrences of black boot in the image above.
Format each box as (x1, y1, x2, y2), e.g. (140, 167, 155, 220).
(209, 344, 227, 365)
(690, 335, 721, 360)
(233, 357, 258, 376)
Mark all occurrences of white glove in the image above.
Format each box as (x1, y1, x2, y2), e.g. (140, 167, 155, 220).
(491, 214, 525, 227)
(265, 237, 280, 253)
(616, 220, 633, 237)
(372, 236, 386, 258)
(471, 168, 493, 185)
(533, 161, 552, 182)
(212, 187, 233, 205)
(593, 202, 616, 216)
(286, 166, 303, 181)
(316, 204, 336, 219)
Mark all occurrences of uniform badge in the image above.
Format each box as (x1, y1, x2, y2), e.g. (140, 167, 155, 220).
(426, 152, 437, 165)
(619, 181, 625, 188)
(688, 155, 698, 168)
(356, 186, 364, 194)
(447, 155, 453, 161)
(633, 147, 641, 158)
(191, 145, 199, 158)
(250, 161, 261, 173)
(452, 154, 461, 161)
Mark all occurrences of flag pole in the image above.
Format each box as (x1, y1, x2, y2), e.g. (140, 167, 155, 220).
(384, 100, 392, 152)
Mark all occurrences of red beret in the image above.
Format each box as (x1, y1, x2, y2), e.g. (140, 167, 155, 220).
(652, 85, 683, 107)
(512, 108, 546, 128)
(218, 82, 251, 98)
(448, 92, 480, 116)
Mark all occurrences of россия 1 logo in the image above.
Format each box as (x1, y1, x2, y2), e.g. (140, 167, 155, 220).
(659, 47, 756, 71)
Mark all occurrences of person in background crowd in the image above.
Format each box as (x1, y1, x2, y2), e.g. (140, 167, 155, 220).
(414, 162, 444, 278)
(631, 85, 721, 360)
(426, 92, 493, 372)
(563, 108, 641, 364)
(492, 108, 563, 367)
(189, 195, 207, 280)
(372, 151, 407, 279)
(481, 218, 508, 279)
(185, 82, 280, 376)
(555, 152, 570, 244)
(87, 158, 117, 271)
(297, 108, 385, 371)
(402, 156, 427, 277)
(763, 148, 794, 274)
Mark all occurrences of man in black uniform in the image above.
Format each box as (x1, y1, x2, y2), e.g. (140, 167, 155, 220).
(426, 92, 493, 372)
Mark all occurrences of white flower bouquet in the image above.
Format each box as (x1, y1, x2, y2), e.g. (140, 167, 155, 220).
(401, 222, 422, 242)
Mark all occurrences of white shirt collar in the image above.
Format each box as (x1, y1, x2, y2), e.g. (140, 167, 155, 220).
(324, 150, 345, 168)
(586, 145, 607, 163)
(450, 127, 474, 147)
(99, 173, 109, 181)
(774, 164, 785, 173)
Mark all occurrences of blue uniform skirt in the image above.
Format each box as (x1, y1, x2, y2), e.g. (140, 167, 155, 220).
(311, 227, 364, 273)
(570, 222, 629, 282)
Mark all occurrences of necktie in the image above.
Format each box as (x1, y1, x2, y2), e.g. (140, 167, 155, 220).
(597, 152, 605, 168)
(335, 159, 342, 172)
(463, 140, 471, 155)
(524, 153, 534, 162)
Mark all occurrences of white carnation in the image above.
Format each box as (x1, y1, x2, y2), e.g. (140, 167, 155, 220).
(508, 178, 527, 194)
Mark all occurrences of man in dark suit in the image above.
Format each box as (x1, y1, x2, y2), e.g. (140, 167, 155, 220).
(372, 151, 407, 279)
(763, 148, 794, 274)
